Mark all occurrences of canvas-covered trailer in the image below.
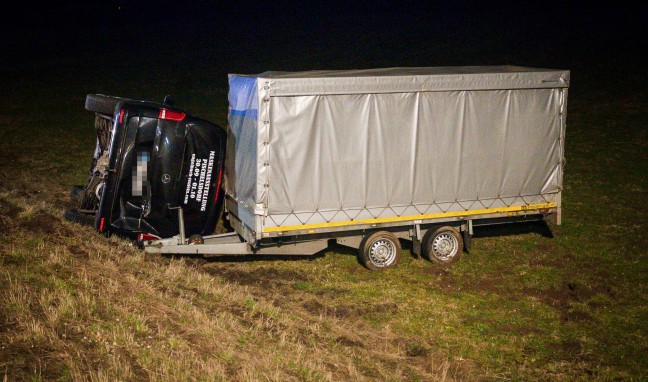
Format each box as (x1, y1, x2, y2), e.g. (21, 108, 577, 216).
(145, 66, 569, 269)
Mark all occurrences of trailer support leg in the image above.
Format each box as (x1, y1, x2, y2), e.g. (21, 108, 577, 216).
(462, 220, 472, 253)
(412, 237, 422, 257)
(177, 208, 186, 245)
(411, 223, 422, 257)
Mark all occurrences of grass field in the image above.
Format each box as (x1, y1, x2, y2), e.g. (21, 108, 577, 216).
(1, 42, 647, 380)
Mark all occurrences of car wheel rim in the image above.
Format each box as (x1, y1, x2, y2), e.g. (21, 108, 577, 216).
(432, 233, 458, 260)
(369, 239, 397, 267)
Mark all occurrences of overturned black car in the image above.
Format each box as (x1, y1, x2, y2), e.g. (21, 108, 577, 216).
(66, 94, 227, 240)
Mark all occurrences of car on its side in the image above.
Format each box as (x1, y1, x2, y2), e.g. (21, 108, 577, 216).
(65, 94, 226, 241)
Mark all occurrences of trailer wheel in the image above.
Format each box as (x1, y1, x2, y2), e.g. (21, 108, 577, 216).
(358, 231, 401, 270)
(422, 226, 463, 266)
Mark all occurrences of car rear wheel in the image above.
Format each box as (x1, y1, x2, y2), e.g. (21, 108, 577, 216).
(85, 94, 131, 115)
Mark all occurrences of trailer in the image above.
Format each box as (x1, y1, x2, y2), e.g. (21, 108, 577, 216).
(145, 66, 569, 269)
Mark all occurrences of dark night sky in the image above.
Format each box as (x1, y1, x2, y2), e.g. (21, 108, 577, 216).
(1, 1, 644, 94)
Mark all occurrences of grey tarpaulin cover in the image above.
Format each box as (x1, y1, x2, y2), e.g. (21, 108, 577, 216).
(226, 66, 569, 234)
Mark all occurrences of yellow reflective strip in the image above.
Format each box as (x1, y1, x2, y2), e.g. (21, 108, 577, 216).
(263, 203, 555, 233)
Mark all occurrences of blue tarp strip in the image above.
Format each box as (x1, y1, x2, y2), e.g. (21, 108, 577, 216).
(228, 76, 258, 113)
(229, 109, 258, 119)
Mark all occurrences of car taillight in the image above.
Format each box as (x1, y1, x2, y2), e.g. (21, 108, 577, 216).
(137, 233, 161, 241)
(118, 109, 125, 123)
(214, 166, 223, 203)
(159, 108, 186, 122)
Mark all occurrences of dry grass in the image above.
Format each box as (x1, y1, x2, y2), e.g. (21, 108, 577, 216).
(0, 190, 477, 381)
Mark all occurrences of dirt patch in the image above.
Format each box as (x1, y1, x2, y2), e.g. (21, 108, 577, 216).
(0, 198, 22, 218)
(203, 266, 308, 288)
(335, 335, 364, 348)
(302, 299, 327, 315)
(422, 267, 452, 277)
(295, 326, 321, 347)
(67, 244, 90, 259)
(431, 271, 506, 295)
(528, 247, 574, 268)
(468, 276, 505, 293)
(16, 189, 42, 199)
(563, 310, 593, 322)
(422, 264, 516, 296)
(0, 198, 23, 233)
(554, 282, 593, 304)
(550, 339, 583, 359)
(0, 217, 14, 234)
(405, 341, 430, 357)
(525, 282, 595, 322)
(534, 243, 555, 253)
(342, 264, 364, 275)
(19, 212, 59, 235)
(514, 326, 546, 336)
(178, 284, 200, 296)
(312, 287, 347, 297)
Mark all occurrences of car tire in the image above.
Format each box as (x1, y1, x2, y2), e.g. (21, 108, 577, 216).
(85, 94, 130, 115)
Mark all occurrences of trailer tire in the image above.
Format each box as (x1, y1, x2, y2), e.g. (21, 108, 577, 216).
(422, 226, 463, 266)
(85, 94, 130, 115)
(358, 231, 401, 270)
